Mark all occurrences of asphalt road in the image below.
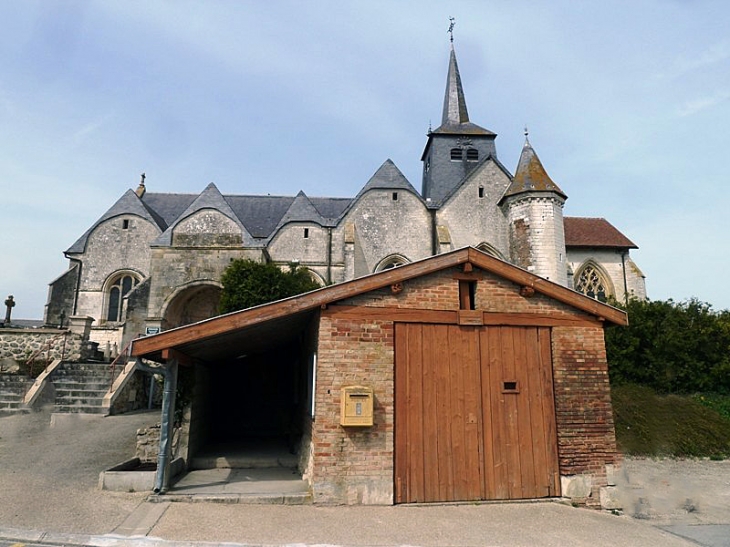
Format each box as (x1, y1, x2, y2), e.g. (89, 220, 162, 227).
(1, 408, 729, 547)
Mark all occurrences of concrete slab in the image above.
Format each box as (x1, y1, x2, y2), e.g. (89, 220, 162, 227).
(161, 466, 310, 503)
(190, 441, 298, 469)
(113, 502, 171, 536)
(661, 524, 730, 547)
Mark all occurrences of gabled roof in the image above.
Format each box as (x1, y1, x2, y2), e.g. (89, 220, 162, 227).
(131, 247, 627, 364)
(502, 137, 566, 201)
(276, 191, 325, 227)
(564, 217, 638, 249)
(359, 159, 420, 196)
(66, 190, 163, 254)
(152, 183, 252, 246)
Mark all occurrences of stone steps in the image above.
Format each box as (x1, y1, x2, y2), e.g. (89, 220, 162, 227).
(0, 374, 31, 417)
(51, 362, 113, 415)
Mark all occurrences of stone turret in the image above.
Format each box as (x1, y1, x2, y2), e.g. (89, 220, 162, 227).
(501, 134, 568, 285)
(421, 43, 497, 205)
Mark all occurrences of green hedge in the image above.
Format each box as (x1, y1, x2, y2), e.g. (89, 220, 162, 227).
(606, 298, 730, 394)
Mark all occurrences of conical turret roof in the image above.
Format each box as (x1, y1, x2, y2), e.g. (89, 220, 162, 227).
(503, 136, 566, 199)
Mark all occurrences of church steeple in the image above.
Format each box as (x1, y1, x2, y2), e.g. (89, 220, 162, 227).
(441, 44, 470, 127)
(421, 31, 497, 205)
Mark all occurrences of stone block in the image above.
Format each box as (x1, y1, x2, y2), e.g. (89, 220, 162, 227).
(561, 474, 593, 499)
(606, 463, 617, 486)
(600, 486, 622, 510)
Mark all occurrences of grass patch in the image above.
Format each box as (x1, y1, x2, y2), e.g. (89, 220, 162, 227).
(612, 384, 730, 458)
(693, 393, 730, 421)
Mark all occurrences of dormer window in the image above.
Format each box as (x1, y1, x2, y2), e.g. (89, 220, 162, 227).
(466, 148, 479, 161)
(450, 148, 463, 161)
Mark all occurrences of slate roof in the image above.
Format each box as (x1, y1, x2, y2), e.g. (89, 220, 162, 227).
(65, 183, 358, 254)
(502, 138, 566, 200)
(564, 217, 638, 249)
(66, 190, 165, 254)
(434, 45, 494, 136)
(359, 160, 421, 195)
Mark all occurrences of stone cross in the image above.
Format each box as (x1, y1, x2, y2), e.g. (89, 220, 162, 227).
(4, 295, 15, 326)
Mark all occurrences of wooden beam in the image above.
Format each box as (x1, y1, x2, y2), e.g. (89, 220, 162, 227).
(325, 306, 603, 327)
(131, 250, 472, 357)
(161, 348, 197, 367)
(130, 246, 626, 360)
(465, 248, 628, 326)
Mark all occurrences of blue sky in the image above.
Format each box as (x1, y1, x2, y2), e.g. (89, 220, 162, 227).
(1, 1, 729, 319)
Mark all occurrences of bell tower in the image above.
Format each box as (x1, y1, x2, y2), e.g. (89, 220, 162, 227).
(421, 28, 497, 205)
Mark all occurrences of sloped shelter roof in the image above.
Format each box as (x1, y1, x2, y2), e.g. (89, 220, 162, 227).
(131, 247, 627, 365)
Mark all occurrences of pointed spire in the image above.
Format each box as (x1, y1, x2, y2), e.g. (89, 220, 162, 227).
(441, 43, 470, 126)
(504, 134, 567, 199)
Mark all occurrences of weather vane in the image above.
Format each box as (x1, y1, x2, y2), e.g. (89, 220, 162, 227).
(448, 17, 455, 43)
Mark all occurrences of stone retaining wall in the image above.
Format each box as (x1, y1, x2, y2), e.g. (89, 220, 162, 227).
(0, 328, 89, 362)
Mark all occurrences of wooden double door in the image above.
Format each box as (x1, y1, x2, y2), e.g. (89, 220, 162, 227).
(394, 323, 560, 504)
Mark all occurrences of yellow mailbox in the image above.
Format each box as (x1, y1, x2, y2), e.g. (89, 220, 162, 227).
(340, 385, 374, 427)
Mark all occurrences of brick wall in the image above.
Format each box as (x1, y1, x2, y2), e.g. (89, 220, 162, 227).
(312, 316, 395, 504)
(552, 325, 619, 507)
(311, 266, 618, 507)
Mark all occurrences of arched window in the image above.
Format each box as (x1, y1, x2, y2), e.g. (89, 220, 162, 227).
(574, 264, 611, 302)
(374, 254, 410, 272)
(466, 148, 479, 161)
(476, 243, 504, 260)
(105, 273, 140, 322)
(450, 148, 463, 161)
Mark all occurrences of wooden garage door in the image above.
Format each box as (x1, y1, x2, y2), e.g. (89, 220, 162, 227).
(394, 323, 559, 504)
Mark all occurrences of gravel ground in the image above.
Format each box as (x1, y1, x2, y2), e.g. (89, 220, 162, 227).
(0, 407, 157, 534)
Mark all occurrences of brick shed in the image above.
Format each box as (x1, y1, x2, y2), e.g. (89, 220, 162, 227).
(131, 247, 626, 508)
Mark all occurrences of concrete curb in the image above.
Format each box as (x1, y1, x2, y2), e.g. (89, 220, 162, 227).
(0, 526, 341, 547)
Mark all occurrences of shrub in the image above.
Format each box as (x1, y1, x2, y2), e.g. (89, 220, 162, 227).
(606, 298, 730, 394)
(218, 259, 321, 314)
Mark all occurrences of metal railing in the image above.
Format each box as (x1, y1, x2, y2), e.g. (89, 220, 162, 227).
(109, 334, 141, 391)
(26, 332, 68, 377)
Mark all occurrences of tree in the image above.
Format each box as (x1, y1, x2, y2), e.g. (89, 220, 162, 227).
(606, 297, 730, 394)
(218, 259, 322, 314)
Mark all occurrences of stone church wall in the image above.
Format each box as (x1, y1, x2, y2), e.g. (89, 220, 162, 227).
(268, 223, 330, 273)
(146, 247, 262, 320)
(567, 249, 646, 302)
(437, 161, 511, 255)
(44, 264, 79, 327)
(340, 189, 432, 277)
(74, 215, 159, 321)
(171, 209, 243, 247)
(506, 195, 567, 285)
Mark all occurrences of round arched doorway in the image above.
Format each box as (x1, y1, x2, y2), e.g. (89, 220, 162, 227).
(162, 283, 222, 330)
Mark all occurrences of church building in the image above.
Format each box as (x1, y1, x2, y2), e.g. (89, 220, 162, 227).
(44, 41, 646, 350)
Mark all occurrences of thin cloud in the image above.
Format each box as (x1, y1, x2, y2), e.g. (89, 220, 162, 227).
(676, 89, 730, 117)
(660, 39, 730, 80)
(69, 112, 115, 148)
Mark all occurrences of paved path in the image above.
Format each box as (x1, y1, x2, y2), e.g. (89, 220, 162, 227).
(0, 409, 727, 546)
